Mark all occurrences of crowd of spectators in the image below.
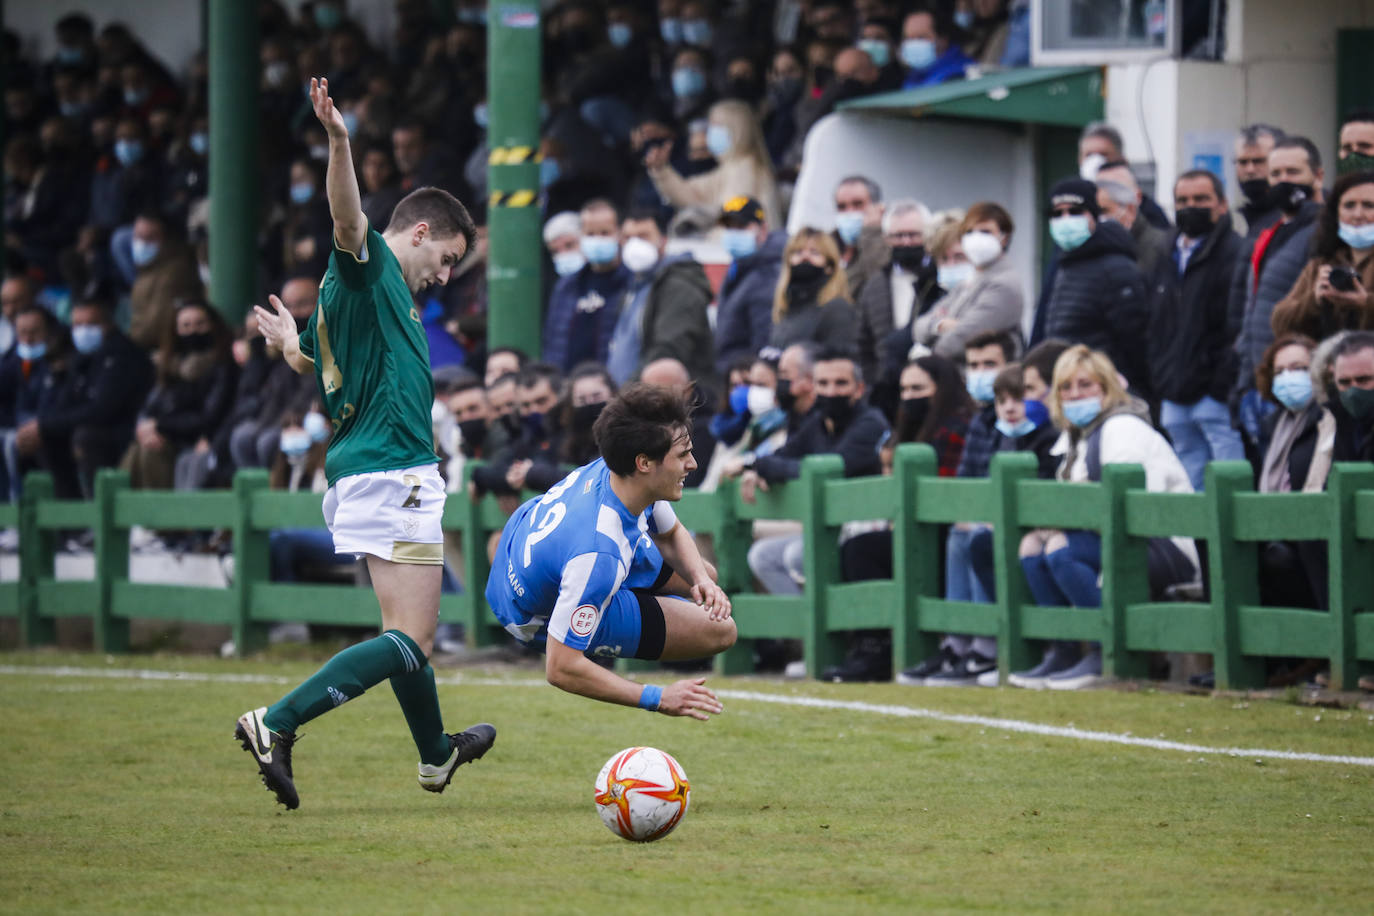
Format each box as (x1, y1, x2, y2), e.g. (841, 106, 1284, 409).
(3, 3, 1373, 690)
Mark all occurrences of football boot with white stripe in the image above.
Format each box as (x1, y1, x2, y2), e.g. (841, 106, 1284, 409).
(234, 707, 299, 810)
(417, 723, 497, 793)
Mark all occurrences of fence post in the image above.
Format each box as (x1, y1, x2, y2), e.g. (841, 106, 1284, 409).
(1099, 464, 1150, 679)
(800, 455, 846, 678)
(17, 472, 55, 647)
(231, 470, 271, 656)
(892, 444, 940, 673)
(91, 469, 130, 653)
(1205, 461, 1265, 689)
(1326, 463, 1374, 690)
(713, 476, 756, 676)
(458, 463, 502, 648)
(988, 452, 1038, 678)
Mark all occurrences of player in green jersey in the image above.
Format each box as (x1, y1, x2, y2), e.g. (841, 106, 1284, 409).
(234, 77, 494, 810)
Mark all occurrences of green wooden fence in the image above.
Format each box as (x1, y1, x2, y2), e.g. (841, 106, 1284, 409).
(4, 444, 1373, 690)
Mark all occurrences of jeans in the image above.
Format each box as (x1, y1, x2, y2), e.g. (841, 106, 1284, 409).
(944, 525, 996, 658)
(748, 533, 804, 595)
(1161, 396, 1245, 492)
(1021, 531, 1101, 608)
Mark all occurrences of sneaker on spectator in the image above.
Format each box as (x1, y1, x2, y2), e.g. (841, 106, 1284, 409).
(821, 635, 891, 683)
(783, 660, 808, 679)
(895, 646, 959, 685)
(1045, 651, 1104, 690)
(976, 666, 1000, 687)
(0, 528, 17, 553)
(268, 623, 310, 644)
(435, 623, 468, 657)
(1007, 641, 1082, 689)
(925, 651, 996, 687)
(1186, 670, 1215, 690)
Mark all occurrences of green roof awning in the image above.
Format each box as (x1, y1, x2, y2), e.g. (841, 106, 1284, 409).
(836, 66, 1104, 128)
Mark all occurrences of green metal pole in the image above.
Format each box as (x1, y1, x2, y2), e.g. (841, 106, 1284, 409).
(207, 0, 259, 326)
(486, 1, 544, 357)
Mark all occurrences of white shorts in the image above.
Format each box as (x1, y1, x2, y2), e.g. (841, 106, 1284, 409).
(321, 464, 446, 565)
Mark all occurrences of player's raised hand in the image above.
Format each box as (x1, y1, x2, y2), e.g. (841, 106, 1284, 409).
(310, 77, 348, 138)
(252, 295, 298, 352)
(658, 678, 723, 720)
(691, 579, 732, 621)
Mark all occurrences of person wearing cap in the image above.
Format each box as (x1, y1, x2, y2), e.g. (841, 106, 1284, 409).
(713, 195, 788, 376)
(1038, 177, 1149, 392)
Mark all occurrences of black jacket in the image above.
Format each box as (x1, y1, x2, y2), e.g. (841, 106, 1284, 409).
(38, 328, 154, 437)
(993, 420, 1060, 479)
(1043, 221, 1149, 392)
(754, 402, 889, 482)
(1147, 213, 1244, 404)
(141, 353, 238, 447)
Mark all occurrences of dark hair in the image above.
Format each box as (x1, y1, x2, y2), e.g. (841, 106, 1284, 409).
(155, 300, 232, 386)
(448, 374, 485, 397)
(386, 186, 477, 254)
(959, 201, 1014, 244)
(623, 207, 665, 232)
(1238, 123, 1285, 147)
(963, 329, 1017, 363)
(1314, 171, 1374, 260)
(560, 362, 618, 464)
(488, 370, 520, 390)
(486, 345, 528, 372)
(906, 355, 973, 443)
(836, 175, 881, 203)
(1022, 338, 1072, 389)
(516, 361, 564, 393)
(1332, 330, 1374, 362)
(1175, 168, 1225, 200)
(594, 382, 694, 476)
(815, 346, 862, 385)
(1273, 136, 1322, 172)
(432, 365, 479, 396)
(717, 353, 756, 413)
(1342, 109, 1374, 129)
(992, 363, 1025, 400)
(1256, 332, 1317, 404)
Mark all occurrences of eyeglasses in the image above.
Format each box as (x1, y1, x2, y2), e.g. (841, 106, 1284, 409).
(1052, 206, 1087, 218)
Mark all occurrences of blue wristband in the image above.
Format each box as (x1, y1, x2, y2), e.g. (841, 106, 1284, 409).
(638, 684, 663, 711)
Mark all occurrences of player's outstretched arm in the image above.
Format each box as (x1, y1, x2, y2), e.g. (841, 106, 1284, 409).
(309, 77, 365, 257)
(253, 295, 313, 375)
(545, 638, 722, 720)
(651, 522, 731, 621)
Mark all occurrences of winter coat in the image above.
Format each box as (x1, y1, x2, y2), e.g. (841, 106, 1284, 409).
(768, 293, 858, 354)
(754, 402, 889, 482)
(840, 224, 891, 300)
(855, 256, 941, 382)
(714, 231, 787, 375)
(637, 255, 716, 383)
(912, 253, 1025, 361)
(0, 350, 52, 428)
(128, 238, 204, 350)
(1270, 250, 1374, 342)
(542, 263, 631, 373)
(141, 350, 238, 447)
(38, 327, 153, 437)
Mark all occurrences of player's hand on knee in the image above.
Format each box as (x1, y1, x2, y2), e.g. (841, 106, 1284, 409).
(659, 678, 723, 720)
(691, 579, 732, 620)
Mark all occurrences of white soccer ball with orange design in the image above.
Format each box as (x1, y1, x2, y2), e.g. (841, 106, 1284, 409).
(593, 746, 690, 842)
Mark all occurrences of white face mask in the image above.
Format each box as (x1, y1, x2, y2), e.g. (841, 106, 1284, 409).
(960, 231, 1003, 268)
(746, 385, 776, 415)
(1079, 152, 1107, 181)
(938, 262, 975, 289)
(620, 236, 660, 273)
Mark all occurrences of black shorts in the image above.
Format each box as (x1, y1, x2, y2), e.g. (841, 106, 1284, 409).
(628, 588, 667, 660)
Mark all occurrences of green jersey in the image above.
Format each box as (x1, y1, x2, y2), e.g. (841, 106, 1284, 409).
(298, 227, 436, 486)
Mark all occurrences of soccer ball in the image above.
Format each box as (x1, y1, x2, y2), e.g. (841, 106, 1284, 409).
(593, 746, 691, 842)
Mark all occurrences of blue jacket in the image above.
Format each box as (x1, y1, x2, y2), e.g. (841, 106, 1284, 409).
(542, 263, 632, 372)
(901, 47, 974, 89)
(714, 231, 787, 375)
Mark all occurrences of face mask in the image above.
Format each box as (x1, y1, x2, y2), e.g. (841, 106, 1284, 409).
(1062, 395, 1103, 427)
(954, 9, 976, 29)
(314, 4, 343, 31)
(607, 23, 633, 48)
(746, 385, 776, 415)
(539, 157, 561, 188)
(1050, 214, 1093, 251)
(1340, 385, 1374, 419)
(457, 418, 487, 452)
(621, 236, 660, 273)
(727, 383, 751, 414)
(812, 64, 834, 90)
(473, 103, 489, 129)
(303, 410, 330, 442)
(721, 228, 758, 260)
(16, 341, 46, 361)
(289, 182, 315, 205)
(497, 412, 522, 439)
(706, 124, 732, 158)
(57, 45, 86, 65)
(553, 250, 586, 276)
(770, 76, 803, 106)
(177, 331, 215, 353)
(1079, 152, 1107, 181)
(1338, 221, 1374, 250)
(123, 87, 148, 108)
(960, 230, 1003, 267)
(891, 244, 925, 271)
(59, 101, 88, 119)
(573, 401, 606, 430)
(788, 261, 829, 294)
(835, 212, 864, 246)
(309, 143, 329, 162)
(672, 68, 705, 99)
(897, 396, 931, 439)
(660, 18, 683, 44)
(900, 38, 936, 71)
(776, 377, 796, 411)
(1175, 207, 1215, 238)
(682, 19, 712, 46)
(1269, 181, 1313, 214)
(831, 78, 869, 101)
(856, 39, 890, 69)
(523, 412, 546, 439)
(1338, 151, 1374, 176)
(965, 368, 996, 403)
(264, 60, 290, 88)
(114, 139, 143, 167)
(457, 8, 487, 25)
(189, 131, 208, 156)
(817, 394, 855, 425)
(131, 238, 160, 267)
(1239, 177, 1270, 207)
(938, 262, 975, 289)
(72, 324, 104, 355)
(340, 110, 359, 137)
(580, 235, 619, 266)
(996, 417, 1038, 438)
(1271, 369, 1313, 411)
(281, 430, 312, 457)
(198, 261, 212, 287)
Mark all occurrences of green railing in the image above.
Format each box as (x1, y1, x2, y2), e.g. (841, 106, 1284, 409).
(5, 444, 1373, 690)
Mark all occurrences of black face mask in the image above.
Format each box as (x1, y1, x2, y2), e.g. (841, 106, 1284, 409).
(896, 396, 930, 440)
(775, 377, 796, 411)
(1269, 181, 1314, 214)
(891, 244, 926, 272)
(497, 412, 522, 439)
(457, 418, 487, 453)
(572, 401, 606, 431)
(816, 393, 854, 425)
(1239, 178, 1271, 207)
(769, 76, 803, 106)
(523, 412, 546, 440)
(812, 65, 833, 91)
(176, 331, 214, 353)
(831, 77, 870, 101)
(1175, 207, 1215, 238)
(294, 315, 310, 334)
(787, 261, 830, 299)
(725, 77, 760, 101)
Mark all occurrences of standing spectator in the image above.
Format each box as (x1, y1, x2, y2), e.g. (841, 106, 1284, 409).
(1096, 161, 1173, 281)
(0, 307, 66, 500)
(558, 363, 616, 468)
(1331, 332, 1374, 461)
(1337, 110, 1374, 176)
(713, 196, 787, 374)
(542, 211, 585, 279)
(1234, 123, 1285, 238)
(542, 199, 630, 373)
(761, 46, 806, 169)
(1147, 169, 1245, 491)
(1076, 121, 1170, 229)
(855, 199, 939, 384)
(127, 211, 202, 350)
(768, 228, 858, 355)
(899, 9, 973, 88)
(832, 175, 890, 298)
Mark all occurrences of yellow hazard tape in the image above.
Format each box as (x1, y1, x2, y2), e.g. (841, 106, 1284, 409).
(488, 190, 539, 208)
(488, 146, 538, 165)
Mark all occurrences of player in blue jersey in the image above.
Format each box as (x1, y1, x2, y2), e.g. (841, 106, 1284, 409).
(486, 383, 736, 718)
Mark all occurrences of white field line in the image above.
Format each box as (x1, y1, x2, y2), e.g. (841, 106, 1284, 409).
(3, 664, 1372, 767)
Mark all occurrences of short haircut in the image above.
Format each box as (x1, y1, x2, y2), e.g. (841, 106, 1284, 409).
(487, 345, 529, 369)
(815, 346, 862, 385)
(433, 365, 479, 396)
(1096, 179, 1136, 208)
(516, 361, 563, 392)
(1333, 331, 1374, 361)
(594, 382, 694, 476)
(488, 371, 520, 391)
(1022, 338, 1072, 388)
(992, 364, 1025, 401)
(880, 198, 932, 235)
(542, 211, 580, 244)
(622, 207, 665, 232)
(1342, 109, 1374, 129)
(1080, 121, 1124, 157)
(580, 197, 619, 222)
(448, 374, 486, 397)
(781, 341, 817, 376)
(1273, 136, 1322, 172)
(959, 201, 1014, 243)
(386, 186, 477, 254)
(1175, 168, 1225, 199)
(835, 175, 882, 203)
(964, 329, 1017, 363)
(1238, 123, 1285, 146)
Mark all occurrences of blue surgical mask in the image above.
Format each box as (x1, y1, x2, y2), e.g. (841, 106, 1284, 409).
(856, 39, 891, 69)
(835, 212, 864, 246)
(57, 45, 86, 65)
(580, 235, 619, 265)
(281, 430, 312, 457)
(966, 368, 996, 403)
(706, 124, 732, 158)
(114, 139, 143, 167)
(123, 86, 147, 107)
(1338, 221, 1374, 251)
(16, 341, 46, 361)
(303, 410, 330, 442)
(553, 250, 586, 276)
(955, 9, 975, 30)
(660, 18, 683, 44)
(721, 228, 758, 260)
(1050, 214, 1093, 251)
(473, 102, 489, 130)
(608, 23, 633, 48)
(340, 110, 359, 137)
(289, 182, 315, 205)
(900, 38, 937, 71)
(539, 157, 561, 188)
(314, 3, 342, 31)
(938, 262, 974, 289)
(1272, 369, 1313, 411)
(59, 101, 88, 119)
(681, 19, 712, 46)
(996, 417, 1038, 438)
(672, 68, 705, 99)
(728, 383, 750, 414)
(72, 325, 104, 355)
(1062, 396, 1103, 427)
(189, 131, 208, 156)
(131, 238, 160, 267)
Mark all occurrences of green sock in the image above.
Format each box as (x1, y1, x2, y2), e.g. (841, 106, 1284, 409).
(264, 630, 424, 734)
(390, 663, 450, 766)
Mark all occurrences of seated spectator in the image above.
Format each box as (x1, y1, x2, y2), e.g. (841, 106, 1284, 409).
(639, 355, 717, 488)
(542, 199, 630, 373)
(899, 9, 973, 88)
(391, 116, 468, 201)
(833, 175, 890, 299)
(856, 198, 939, 388)
(1271, 170, 1374, 341)
(769, 228, 859, 354)
(707, 354, 761, 449)
(713, 196, 787, 375)
(0, 306, 67, 500)
(1010, 345, 1197, 690)
(856, 16, 904, 91)
(1331, 330, 1374, 461)
(1076, 121, 1171, 229)
(4, 132, 86, 283)
(707, 354, 790, 488)
(360, 145, 403, 232)
(542, 211, 585, 279)
(559, 362, 616, 467)
(483, 369, 522, 457)
(0, 275, 35, 355)
(280, 157, 334, 280)
(961, 0, 1012, 67)
(121, 301, 237, 490)
(1337, 109, 1374, 176)
(483, 346, 527, 389)
(470, 362, 565, 497)
(28, 297, 153, 499)
(1096, 161, 1173, 281)
(912, 202, 1022, 361)
(127, 210, 203, 350)
(1020, 337, 1072, 401)
(88, 115, 161, 237)
(1147, 169, 1245, 492)
(644, 99, 781, 229)
(437, 371, 492, 482)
